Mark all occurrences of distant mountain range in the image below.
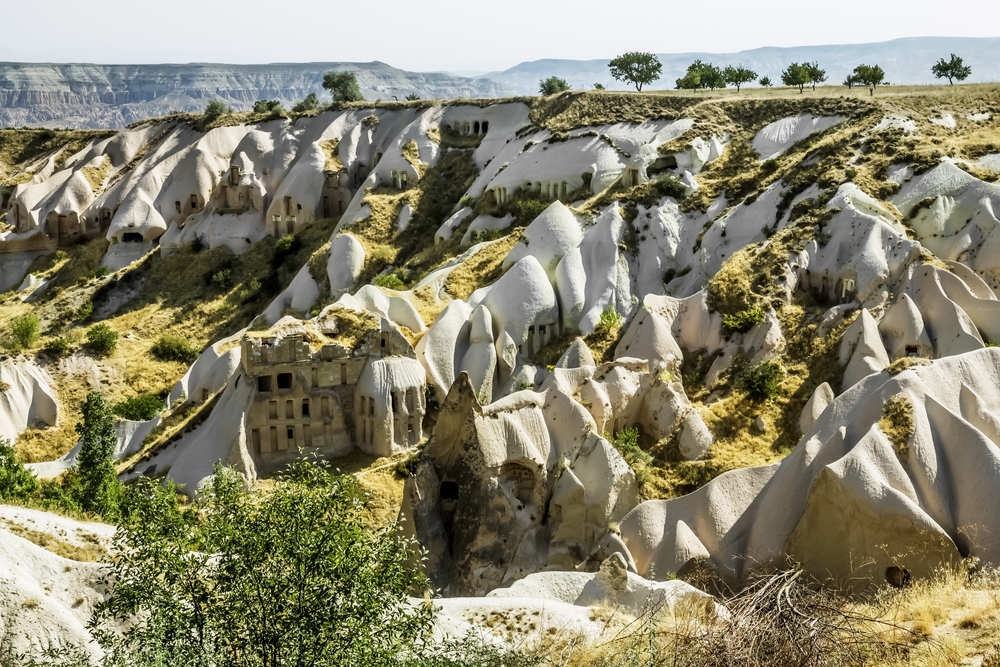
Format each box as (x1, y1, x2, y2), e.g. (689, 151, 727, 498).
(484, 37, 1000, 94)
(2, 38, 998, 129)
(0, 62, 516, 129)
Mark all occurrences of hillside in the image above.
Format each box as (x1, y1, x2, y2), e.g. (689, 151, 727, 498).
(0, 62, 515, 129)
(487, 36, 1000, 94)
(2, 84, 1000, 661)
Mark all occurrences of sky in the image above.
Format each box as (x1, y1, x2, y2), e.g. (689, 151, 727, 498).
(2, 0, 998, 72)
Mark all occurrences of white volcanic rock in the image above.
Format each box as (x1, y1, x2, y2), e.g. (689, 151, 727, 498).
(0, 359, 59, 444)
(799, 382, 834, 435)
(752, 114, 845, 159)
(502, 201, 583, 278)
(621, 349, 1000, 587)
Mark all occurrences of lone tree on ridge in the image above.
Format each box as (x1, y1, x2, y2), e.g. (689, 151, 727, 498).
(538, 76, 570, 95)
(323, 71, 364, 103)
(723, 64, 758, 92)
(805, 61, 827, 90)
(781, 62, 812, 93)
(675, 60, 725, 91)
(932, 53, 972, 85)
(854, 64, 886, 95)
(609, 51, 663, 91)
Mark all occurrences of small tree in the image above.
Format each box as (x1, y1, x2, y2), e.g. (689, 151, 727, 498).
(854, 64, 886, 95)
(700, 63, 726, 91)
(92, 461, 433, 666)
(608, 51, 663, 91)
(9, 312, 40, 350)
(0, 438, 37, 500)
(204, 100, 230, 119)
(675, 69, 701, 91)
(322, 71, 364, 102)
(538, 76, 570, 95)
(781, 62, 812, 93)
(759, 76, 773, 87)
(805, 61, 827, 91)
(723, 64, 758, 92)
(75, 392, 122, 519)
(593, 82, 605, 90)
(932, 53, 972, 85)
(843, 73, 859, 89)
(404, 93, 421, 101)
(291, 92, 320, 113)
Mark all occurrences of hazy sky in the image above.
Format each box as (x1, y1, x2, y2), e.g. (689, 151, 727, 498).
(2, 0, 997, 72)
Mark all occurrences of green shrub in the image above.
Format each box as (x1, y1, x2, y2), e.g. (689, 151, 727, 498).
(598, 305, 623, 331)
(538, 76, 570, 95)
(191, 235, 205, 252)
(112, 393, 165, 422)
(0, 438, 38, 500)
(43, 337, 71, 357)
(471, 227, 503, 244)
(514, 199, 548, 224)
(85, 323, 118, 355)
(722, 307, 766, 334)
(291, 93, 320, 113)
(76, 300, 94, 321)
(9, 313, 40, 350)
(610, 427, 652, 487)
(151, 335, 199, 363)
(275, 234, 301, 257)
(211, 268, 233, 289)
(655, 173, 687, 199)
(204, 100, 230, 119)
(374, 273, 406, 290)
(252, 99, 284, 114)
(734, 360, 784, 401)
(87, 265, 110, 280)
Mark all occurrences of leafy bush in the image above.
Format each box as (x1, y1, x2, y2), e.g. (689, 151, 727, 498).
(610, 427, 652, 487)
(538, 76, 570, 95)
(211, 267, 233, 289)
(190, 235, 205, 252)
(655, 173, 687, 199)
(722, 307, 766, 334)
(514, 199, 548, 224)
(734, 361, 784, 401)
(291, 92, 320, 113)
(93, 461, 431, 665)
(9, 313, 40, 350)
(112, 393, 165, 422)
(88, 265, 110, 280)
(252, 99, 284, 114)
(151, 335, 199, 363)
(274, 233, 301, 257)
(598, 305, 623, 331)
(405, 93, 421, 101)
(204, 100, 230, 119)
(374, 273, 406, 290)
(0, 438, 38, 500)
(43, 337, 71, 357)
(85, 324, 118, 355)
(76, 300, 94, 321)
(471, 227, 503, 243)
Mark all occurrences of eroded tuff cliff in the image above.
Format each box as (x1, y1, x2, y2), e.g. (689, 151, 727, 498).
(3, 87, 1000, 602)
(0, 62, 515, 129)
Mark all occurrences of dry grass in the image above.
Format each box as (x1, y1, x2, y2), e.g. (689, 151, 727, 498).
(0, 518, 104, 562)
(0, 128, 113, 184)
(442, 231, 521, 301)
(401, 140, 426, 178)
(319, 138, 343, 172)
(80, 154, 112, 193)
(880, 395, 915, 455)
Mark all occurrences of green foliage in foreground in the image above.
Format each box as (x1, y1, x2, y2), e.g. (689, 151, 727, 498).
(92, 461, 433, 667)
(85, 324, 118, 356)
(75, 392, 123, 519)
(0, 438, 37, 500)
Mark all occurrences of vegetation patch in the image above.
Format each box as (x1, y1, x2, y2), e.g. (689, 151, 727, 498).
(880, 395, 914, 455)
(443, 231, 522, 301)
